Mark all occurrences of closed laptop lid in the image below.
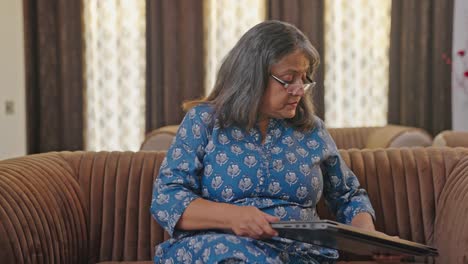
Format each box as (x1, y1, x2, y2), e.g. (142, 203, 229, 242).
(271, 220, 438, 257)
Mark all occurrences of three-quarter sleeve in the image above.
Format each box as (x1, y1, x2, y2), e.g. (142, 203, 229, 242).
(150, 105, 212, 237)
(316, 118, 376, 224)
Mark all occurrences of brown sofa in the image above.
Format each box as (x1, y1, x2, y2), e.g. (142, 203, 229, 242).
(141, 125, 433, 151)
(1, 148, 467, 263)
(433, 130, 468, 147)
(328, 125, 432, 149)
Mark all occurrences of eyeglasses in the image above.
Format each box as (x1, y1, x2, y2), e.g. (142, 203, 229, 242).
(270, 74, 316, 96)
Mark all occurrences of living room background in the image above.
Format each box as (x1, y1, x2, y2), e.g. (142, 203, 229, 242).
(0, 0, 460, 159)
(82, 0, 391, 151)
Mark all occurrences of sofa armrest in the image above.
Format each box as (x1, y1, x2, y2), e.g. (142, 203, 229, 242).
(434, 154, 468, 263)
(0, 153, 88, 263)
(433, 130, 468, 147)
(140, 125, 179, 151)
(366, 125, 432, 148)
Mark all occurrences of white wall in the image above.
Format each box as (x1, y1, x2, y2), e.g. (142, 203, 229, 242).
(452, 0, 468, 131)
(0, 1, 26, 160)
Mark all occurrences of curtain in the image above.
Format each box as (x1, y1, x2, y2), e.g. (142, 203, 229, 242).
(83, 0, 146, 151)
(146, 0, 205, 132)
(324, 0, 391, 128)
(23, 0, 84, 153)
(388, 0, 454, 135)
(268, 0, 326, 119)
(204, 0, 266, 95)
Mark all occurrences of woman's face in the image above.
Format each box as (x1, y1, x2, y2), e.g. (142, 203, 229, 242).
(259, 49, 310, 120)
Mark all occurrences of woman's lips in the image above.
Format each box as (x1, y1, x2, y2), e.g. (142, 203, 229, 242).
(287, 101, 298, 107)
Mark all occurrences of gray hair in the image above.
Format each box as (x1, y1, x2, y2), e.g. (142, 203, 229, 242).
(184, 20, 320, 131)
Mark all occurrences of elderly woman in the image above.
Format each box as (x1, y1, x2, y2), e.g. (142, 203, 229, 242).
(151, 20, 376, 263)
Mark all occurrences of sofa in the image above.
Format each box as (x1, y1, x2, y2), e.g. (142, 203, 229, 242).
(1, 147, 467, 263)
(140, 125, 433, 151)
(433, 130, 468, 147)
(327, 125, 432, 149)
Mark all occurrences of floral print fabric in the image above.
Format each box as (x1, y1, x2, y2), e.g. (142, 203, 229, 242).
(151, 104, 375, 263)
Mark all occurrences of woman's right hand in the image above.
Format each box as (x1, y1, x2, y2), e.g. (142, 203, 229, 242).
(227, 206, 280, 239)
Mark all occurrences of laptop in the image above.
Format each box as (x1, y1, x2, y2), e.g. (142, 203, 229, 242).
(271, 220, 438, 257)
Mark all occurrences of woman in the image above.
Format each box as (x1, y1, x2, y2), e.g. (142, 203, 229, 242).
(151, 20, 376, 263)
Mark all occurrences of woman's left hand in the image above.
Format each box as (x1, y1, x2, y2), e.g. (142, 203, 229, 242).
(350, 212, 376, 231)
(351, 213, 404, 263)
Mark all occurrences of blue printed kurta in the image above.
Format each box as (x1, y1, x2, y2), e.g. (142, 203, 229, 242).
(151, 104, 375, 263)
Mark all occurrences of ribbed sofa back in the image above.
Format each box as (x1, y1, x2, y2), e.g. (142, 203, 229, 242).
(343, 147, 468, 264)
(1, 148, 467, 263)
(325, 148, 466, 243)
(60, 151, 168, 263)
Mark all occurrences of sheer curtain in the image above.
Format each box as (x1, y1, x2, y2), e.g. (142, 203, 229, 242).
(324, 0, 391, 127)
(204, 0, 266, 94)
(83, 0, 146, 151)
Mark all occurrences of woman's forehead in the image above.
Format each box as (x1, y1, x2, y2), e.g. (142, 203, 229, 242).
(271, 51, 310, 74)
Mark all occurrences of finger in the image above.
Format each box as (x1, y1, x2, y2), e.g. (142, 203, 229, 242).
(232, 223, 249, 237)
(236, 219, 260, 238)
(255, 216, 278, 237)
(262, 213, 280, 223)
(261, 222, 279, 237)
(248, 221, 266, 238)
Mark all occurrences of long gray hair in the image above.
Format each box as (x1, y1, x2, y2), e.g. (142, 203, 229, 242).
(184, 20, 320, 131)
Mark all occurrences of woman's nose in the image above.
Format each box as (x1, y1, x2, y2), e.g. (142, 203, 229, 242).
(289, 86, 305, 96)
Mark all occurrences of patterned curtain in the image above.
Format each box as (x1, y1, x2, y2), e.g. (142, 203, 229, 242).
(324, 0, 391, 127)
(204, 0, 266, 94)
(83, 0, 146, 151)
